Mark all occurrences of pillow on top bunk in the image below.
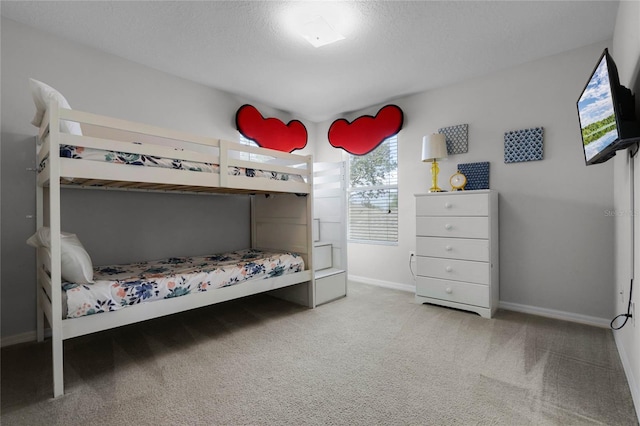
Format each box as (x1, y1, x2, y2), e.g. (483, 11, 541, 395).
(26, 227, 94, 284)
(29, 78, 83, 136)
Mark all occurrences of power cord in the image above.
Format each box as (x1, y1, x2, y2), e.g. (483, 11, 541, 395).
(409, 252, 415, 279)
(612, 146, 638, 330)
(611, 278, 634, 330)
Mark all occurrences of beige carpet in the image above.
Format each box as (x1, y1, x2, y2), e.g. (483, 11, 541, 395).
(1, 282, 637, 425)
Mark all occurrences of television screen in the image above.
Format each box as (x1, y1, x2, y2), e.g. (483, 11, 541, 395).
(577, 50, 619, 164)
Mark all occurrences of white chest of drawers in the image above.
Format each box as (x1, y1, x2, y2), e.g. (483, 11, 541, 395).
(415, 191, 499, 318)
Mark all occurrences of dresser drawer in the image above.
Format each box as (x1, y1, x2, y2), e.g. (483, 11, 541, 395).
(416, 276, 489, 307)
(416, 193, 488, 216)
(417, 237, 489, 261)
(416, 216, 489, 239)
(417, 256, 489, 285)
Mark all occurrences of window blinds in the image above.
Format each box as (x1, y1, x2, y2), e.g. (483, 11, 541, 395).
(348, 136, 398, 243)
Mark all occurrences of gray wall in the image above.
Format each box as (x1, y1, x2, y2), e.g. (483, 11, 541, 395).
(316, 41, 616, 322)
(612, 0, 640, 414)
(0, 18, 314, 338)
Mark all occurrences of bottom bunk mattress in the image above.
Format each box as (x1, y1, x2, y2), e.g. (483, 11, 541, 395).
(62, 248, 305, 319)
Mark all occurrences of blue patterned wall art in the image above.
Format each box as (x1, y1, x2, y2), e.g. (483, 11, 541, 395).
(438, 124, 468, 155)
(504, 127, 544, 163)
(457, 162, 490, 190)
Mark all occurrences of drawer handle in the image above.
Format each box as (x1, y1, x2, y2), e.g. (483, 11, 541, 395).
(445, 266, 453, 272)
(445, 245, 453, 252)
(444, 202, 452, 209)
(445, 287, 453, 294)
(444, 224, 452, 230)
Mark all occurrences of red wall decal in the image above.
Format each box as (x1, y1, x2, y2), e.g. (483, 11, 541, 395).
(235, 104, 307, 153)
(328, 105, 404, 155)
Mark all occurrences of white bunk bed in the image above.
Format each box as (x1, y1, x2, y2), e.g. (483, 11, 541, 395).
(34, 102, 315, 397)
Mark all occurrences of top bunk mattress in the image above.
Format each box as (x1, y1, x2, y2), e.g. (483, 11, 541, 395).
(62, 248, 305, 319)
(52, 144, 305, 183)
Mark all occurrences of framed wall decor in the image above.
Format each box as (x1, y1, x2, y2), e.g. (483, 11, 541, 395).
(504, 127, 544, 163)
(438, 123, 468, 155)
(457, 161, 490, 190)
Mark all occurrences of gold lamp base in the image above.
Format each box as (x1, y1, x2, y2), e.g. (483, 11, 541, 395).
(429, 159, 443, 192)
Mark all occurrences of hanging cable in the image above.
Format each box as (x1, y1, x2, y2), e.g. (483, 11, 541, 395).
(409, 252, 415, 279)
(611, 279, 634, 329)
(611, 147, 636, 330)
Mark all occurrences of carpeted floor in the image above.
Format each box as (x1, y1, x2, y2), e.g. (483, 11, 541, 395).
(1, 281, 637, 425)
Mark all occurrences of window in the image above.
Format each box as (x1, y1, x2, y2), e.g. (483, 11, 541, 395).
(348, 135, 398, 243)
(239, 134, 257, 148)
(238, 135, 271, 163)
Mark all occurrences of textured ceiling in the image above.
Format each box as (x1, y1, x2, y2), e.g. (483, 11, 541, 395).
(1, 1, 618, 122)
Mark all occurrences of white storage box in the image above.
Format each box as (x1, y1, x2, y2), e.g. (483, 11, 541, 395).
(314, 243, 332, 270)
(316, 271, 347, 305)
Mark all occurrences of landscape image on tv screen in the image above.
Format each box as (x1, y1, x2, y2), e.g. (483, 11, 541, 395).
(578, 56, 619, 162)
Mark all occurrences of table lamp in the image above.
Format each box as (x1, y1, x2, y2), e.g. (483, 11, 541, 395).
(422, 133, 448, 192)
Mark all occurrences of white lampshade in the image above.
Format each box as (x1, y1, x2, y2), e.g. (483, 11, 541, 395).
(422, 133, 448, 161)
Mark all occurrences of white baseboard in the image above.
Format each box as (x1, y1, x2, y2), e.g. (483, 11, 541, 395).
(349, 276, 611, 328)
(614, 332, 640, 421)
(1, 329, 51, 347)
(499, 301, 611, 328)
(348, 274, 415, 293)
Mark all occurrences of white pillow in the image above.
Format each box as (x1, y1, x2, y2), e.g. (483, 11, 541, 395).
(27, 227, 94, 284)
(29, 78, 83, 135)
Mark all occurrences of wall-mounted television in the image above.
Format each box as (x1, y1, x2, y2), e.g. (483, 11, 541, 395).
(577, 48, 640, 165)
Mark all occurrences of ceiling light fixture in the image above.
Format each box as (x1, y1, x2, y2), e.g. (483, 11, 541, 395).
(298, 15, 345, 48)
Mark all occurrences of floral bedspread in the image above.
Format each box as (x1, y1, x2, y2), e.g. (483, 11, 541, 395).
(41, 144, 303, 182)
(63, 249, 304, 318)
